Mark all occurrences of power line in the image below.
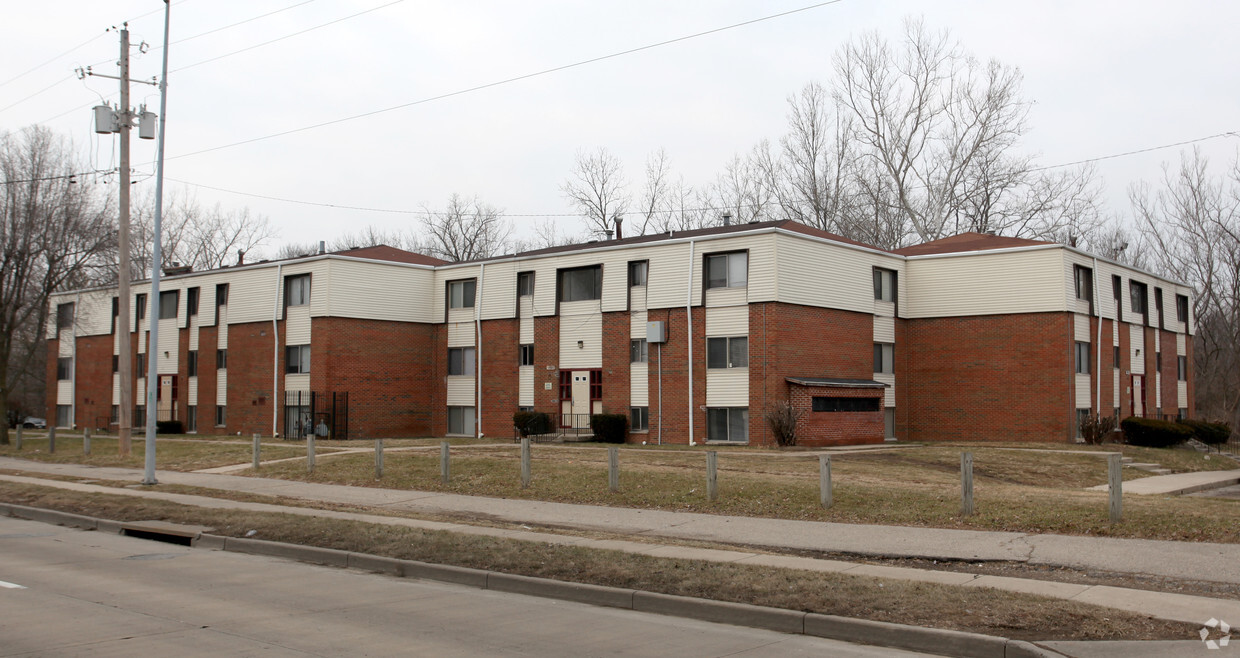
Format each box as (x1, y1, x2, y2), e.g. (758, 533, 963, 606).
(163, 0, 847, 162)
(0, 75, 74, 114)
(168, 0, 319, 48)
(1029, 132, 1240, 172)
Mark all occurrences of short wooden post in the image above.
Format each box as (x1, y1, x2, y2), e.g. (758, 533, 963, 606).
(706, 451, 718, 501)
(1108, 453, 1122, 523)
(306, 433, 316, 474)
(608, 446, 619, 492)
(440, 441, 450, 485)
(14, 425, 22, 451)
(48, 427, 56, 454)
(83, 427, 91, 455)
(819, 455, 833, 508)
(961, 452, 974, 516)
(374, 439, 384, 479)
(520, 438, 531, 488)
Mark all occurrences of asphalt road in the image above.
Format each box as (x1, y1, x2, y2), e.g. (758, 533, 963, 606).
(0, 517, 933, 657)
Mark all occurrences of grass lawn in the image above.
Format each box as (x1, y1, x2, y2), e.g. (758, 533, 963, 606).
(0, 434, 314, 470)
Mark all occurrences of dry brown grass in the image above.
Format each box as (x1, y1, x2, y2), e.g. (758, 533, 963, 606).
(0, 435, 309, 470)
(0, 479, 1195, 642)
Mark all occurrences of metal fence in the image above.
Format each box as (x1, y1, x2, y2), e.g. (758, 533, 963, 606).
(283, 391, 350, 441)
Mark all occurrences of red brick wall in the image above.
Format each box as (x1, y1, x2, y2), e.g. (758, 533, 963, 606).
(44, 338, 57, 424)
(196, 325, 218, 432)
(641, 306, 705, 445)
(73, 335, 113, 431)
(904, 312, 1072, 442)
(225, 320, 281, 436)
(791, 384, 884, 446)
(479, 318, 518, 438)
(601, 311, 632, 419)
(533, 316, 560, 414)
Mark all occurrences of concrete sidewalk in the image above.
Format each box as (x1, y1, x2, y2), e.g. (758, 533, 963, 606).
(1088, 468, 1240, 495)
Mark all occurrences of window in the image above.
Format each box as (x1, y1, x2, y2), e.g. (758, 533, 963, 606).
(110, 405, 119, 424)
(707, 407, 748, 442)
(186, 405, 197, 433)
(812, 397, 882, 412)
(56, 405, 72, 428)
(1178, 407, 1188, 421)
(519, 344, 534, 366)
(448, 347, 475, 376)
(216, 349, 228, 369)
(215, 405, 226, 427)
(1176, 294, 1189, 324)
(590, 370, 603, 400)
(1156, 351, 1162, 372)
(874, 343, 894, 374)
(448, 279, 476, 308)
(631, 406, 649, 431)
(1111, 275, 1122, 322)
(558, 266, 602, 302)
(629, 261, 648, 287)
(285, 345, 311, 374)
(706, 252, 747, 289)
(1130, 281, 1148, 324)
(1113, 345, 1120, 369)
(57, 357, 72, 380)
(56, 302, 75, 331)
(884, 408, 895, 439)
(517, 271, 534, 297)
(111, 297, 119, 333)
(448, 406, 475, 435)
(187, 350, 198, 377)
(134, 405, 146, 427)
(559, 370, 572, 400)
(159, 290, 178, 319)
(216, 283, 229, 307)
(1076, 409, 1090, 439)
(136, 353, 146, 374)
(1074, 341, 1091, 375)
(112, 354, 119, 373)
(706, 336, 748, 369)
(187, 287, 200, 316)
(136, 293, 147, 321)
(874, 268, 897, 302)
(1073, 265, 1093, 302)
(1178, 356, 1188, 381)
(286, 274, 311, 307)
(1154, 288, 1164, 329)
(630, 338, 648, 363)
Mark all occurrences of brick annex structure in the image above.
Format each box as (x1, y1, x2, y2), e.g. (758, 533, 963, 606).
(47, 221, 1196, 447)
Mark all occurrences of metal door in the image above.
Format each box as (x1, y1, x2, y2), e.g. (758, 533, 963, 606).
(571, 371, 591, 428)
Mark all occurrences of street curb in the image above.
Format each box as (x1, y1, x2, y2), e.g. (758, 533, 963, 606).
(0, 503, 1068, 658)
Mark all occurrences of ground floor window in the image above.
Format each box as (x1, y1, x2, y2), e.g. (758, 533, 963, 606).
(55, 405, 72, 428)
(186, 405, 198, 433)
(111, 405, 119, 425)
(707, 407, 747, 443)
(630, 406, 648, 431)
(215, 406, 226, 427)
(448, 406, 475, 436)
(812, 397, 880, 412)
(134, 405, 146, 427)
(1076, 408, 1090, 438)
(1178, 407, 1187, 421)
(884, 407, 895, 439)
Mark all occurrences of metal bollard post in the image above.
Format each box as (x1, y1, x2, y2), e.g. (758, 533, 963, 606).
(48, 426, 56, 454)
(440, 441, 450, 485)
(819, 454, 832, 508)
(608, 446, 619, 492)
(706, 451, 718, 501)
(306, 433, 316, 474)
(83, 427, 91, 455)
(961, 452, 974, 516)
(1108, 453, 1122, 523)
(252, 434, 261, 470)
(375, 439, 384, 479)
(520, 438, 531, 488)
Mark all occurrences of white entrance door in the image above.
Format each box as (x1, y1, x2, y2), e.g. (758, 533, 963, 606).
(571, 371, 593, 428)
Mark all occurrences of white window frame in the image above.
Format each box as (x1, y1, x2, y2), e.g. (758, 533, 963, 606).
(706, 336, 747, 369)
(706, 252, 748, 289)
(449, 347, 476, 376)
(874, 343, 894, 374)
(449, 279, 476, 309)
(286, 274, 312, 307)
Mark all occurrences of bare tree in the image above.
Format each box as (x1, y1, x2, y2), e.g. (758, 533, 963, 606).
(562, 147, 629, 238)
(1131, 149, 1240, 430)
(775, 82, 860, 235)
(630, 149, 673, 237)
(420, 194, 511, 262)
(126, 187, 275, 277)
(0, 127, 113, 443)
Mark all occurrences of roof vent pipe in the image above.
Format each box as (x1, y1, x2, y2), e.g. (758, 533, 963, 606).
(237, 249, 245, 265)
(604, 230, 614, 240)
(613, 214, 624, 240)
(318, 240, 326, 255)
(722, 212, 732, 226)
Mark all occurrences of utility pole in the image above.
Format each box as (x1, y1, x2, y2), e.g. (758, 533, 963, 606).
(143, 0, 172, 486)
(116, 25, 133, 456)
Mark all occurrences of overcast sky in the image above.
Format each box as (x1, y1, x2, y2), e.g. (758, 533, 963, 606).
(3, 0, 1238, 253)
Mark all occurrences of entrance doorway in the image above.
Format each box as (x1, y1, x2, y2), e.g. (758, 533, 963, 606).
(559, 370, 602, 428)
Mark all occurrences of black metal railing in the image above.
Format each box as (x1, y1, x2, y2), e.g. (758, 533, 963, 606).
(283, 391, 350, 441)
(511, 412, 595, 442)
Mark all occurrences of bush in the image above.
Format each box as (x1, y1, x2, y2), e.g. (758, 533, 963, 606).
(764, 400, 804, 447)
(513, 411, 553, 437)
(1078, 413, 1117, 445)
(156, 419, 184, 435)
(590, 414, 628, 443)
(1178, 418, 1233, 446)
(1120, 416, 1193, 448)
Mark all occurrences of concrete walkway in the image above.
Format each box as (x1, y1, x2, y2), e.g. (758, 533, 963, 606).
(1087, 469, 1240, 495)
(4, 457, 1240, 628)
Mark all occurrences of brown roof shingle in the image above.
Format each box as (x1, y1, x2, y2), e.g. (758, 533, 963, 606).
(893, 232, 1052, 257)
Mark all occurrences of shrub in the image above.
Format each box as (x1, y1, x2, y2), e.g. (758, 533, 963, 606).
(156, 419, 184, 435)
(764, 400, 804, 447)
(1120, 416, 1193, 448)
(1178, 418, 1233, 446)
(1078, 413, 1117, 445)
(590, 414, 628, 443)
(513, 411, 553, 437)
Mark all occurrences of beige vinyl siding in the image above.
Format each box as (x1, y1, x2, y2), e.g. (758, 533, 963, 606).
(136, 377, 146, 402)
(446, 377, 475, 406)
(217, 307, 229, 348)
(1177, 334, 1186, 355)
(285, 305, 312, 344)
(776, 233, 904, 315)
(216, 370, 227, 406)
(189, 314, 200, 350)
(1073, 314, 1091, 342)
(630, 310, 648, 338)
(631, 362, 649, 406)
(1178, 381, 1188, 408)
(188, 376, 198, 403)
(1063, 251, 1095, 317)
(1113, 370, 1120, 408)
(434, 265, 482, 322)
(1129, 324, 1145, 375)
(156, 318, 178, 374)
(874, 373, 896, 407)
(705, 369, 748, 406)
(58, 329, 73, 357)
(519, 366, 534, 407)
(644, 242, 696, 310)
(559, 300, 602, 369)
(218, 266, 280, 325)
(630, 285, 647, 312)
(479, 262, 517, 321)
(1075, 374, 1092, 408)
(57, 380, 73, 405)
(446, 308, 474, 347)
(904, 248, 1064, 318)
(76, 290, 112, 336)
(328, 260, 437, 323)
(285, 373, 310, 393)
(874, 300, 896, 317)
(704, 303, 747, 336)
(873, 316, 895, 344)
(519, 297, 534, 343)
(112, 373, 120, 405)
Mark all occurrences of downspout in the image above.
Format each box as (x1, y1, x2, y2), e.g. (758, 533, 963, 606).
(685, 240, 696, 445)
(272, 264, 282, 437)
(475, 263, 485, 439)
(1093, 257, 1102, 416)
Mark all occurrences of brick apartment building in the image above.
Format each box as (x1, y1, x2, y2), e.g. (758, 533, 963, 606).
(45, 220, 1195, 446)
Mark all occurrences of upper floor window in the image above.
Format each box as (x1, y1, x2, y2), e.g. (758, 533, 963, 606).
(1130, 281, 1148, 323)
(1154, 288, 1164, 328)
(187, 350, 198, 377)
(1176, 294, 1189, 324)
(448, 279, 476, 309)
(706, 336, 748, 369)
(629, 261, 648, 287)
(285, 345, 311, 374)
(159, 290, 178, 319)
(1074, 341, 1091, 375)
(56, 357, 72, 380)
(874, 268, 896, 302)
(519, 344, 534, 366)
(448, 347, 476, 376)
(136, 293, 147, 321)
(1178, 355, 1188, 381)
(1073, 265, 1093, 302)
(111, 297, 118, 333)
(216, 283, 229, 308)
(216, 349, 228, 370)
(630, 338, 648, 363)
(559, 265, 602, 302)
(517, 271, 534, 297)
(706, 252, 747, 289)
(286, 274, 311, 307)
(187, 287, 200, 316)
(874, 343, 894, 374)
(1112, 275, 1122, 321)
(56, 302, 75, 331)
